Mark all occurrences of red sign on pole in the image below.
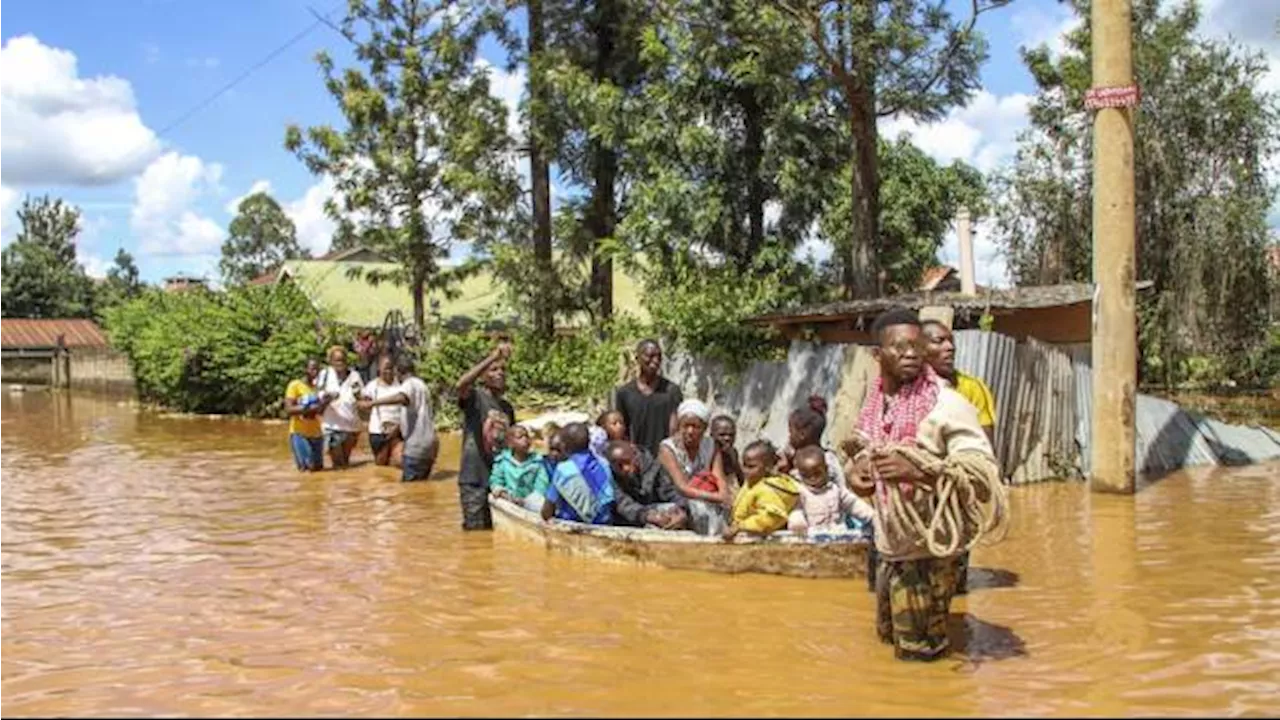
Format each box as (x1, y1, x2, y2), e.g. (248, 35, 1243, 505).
(1084, 84, 1140, 110)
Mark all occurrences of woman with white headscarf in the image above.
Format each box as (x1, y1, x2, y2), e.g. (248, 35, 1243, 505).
(657, 399, 732, 535)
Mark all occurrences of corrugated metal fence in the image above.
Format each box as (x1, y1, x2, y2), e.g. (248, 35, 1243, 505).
(668, 333, 1280, 485)
(953, 330, 1280, 482)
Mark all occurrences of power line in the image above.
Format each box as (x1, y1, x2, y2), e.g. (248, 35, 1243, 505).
(155, 4, 344, 139)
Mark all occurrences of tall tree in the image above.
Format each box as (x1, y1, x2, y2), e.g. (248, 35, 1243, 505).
(95, 248, 144, 314)
(528, 0, 555, 338)
(821, 136, 987, 292)
(994, 0, 1279, 385)
(286, 0, 520, 329)
(1, 195, 95, 319)
(779, 0, 1007, 298)
(219, 192, 307, 286)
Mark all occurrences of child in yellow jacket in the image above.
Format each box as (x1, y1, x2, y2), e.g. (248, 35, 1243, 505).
(723, 440, 800, 541)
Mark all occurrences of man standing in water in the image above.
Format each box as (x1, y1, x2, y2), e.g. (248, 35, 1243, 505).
(920, 319, 998, 595)
(613, 340, 683, 458)
(455, 340, 516, 530)
(846, 307, 1001, 662)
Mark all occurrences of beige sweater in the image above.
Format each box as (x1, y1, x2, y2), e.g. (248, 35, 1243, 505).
(857, 383, 1002, 561)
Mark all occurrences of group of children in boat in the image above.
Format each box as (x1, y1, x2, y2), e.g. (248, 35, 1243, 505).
(490, 397, 874, 541)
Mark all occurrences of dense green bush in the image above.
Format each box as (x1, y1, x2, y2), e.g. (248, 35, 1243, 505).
(105, 284, 337, 416)
(416, 317, 651, 425)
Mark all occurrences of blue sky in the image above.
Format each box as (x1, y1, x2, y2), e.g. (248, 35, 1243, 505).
(1, 0, 1276, 287)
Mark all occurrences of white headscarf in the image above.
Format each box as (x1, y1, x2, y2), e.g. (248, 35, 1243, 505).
(677, 399, 711, 424)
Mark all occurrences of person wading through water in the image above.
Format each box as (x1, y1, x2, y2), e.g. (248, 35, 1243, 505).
(612, 340, 683, 459)
(844, 307, 1004, 662)
(455, 340, 516, 530)
(920, 319, 998, 596)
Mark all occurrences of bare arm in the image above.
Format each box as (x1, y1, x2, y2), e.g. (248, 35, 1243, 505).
(658, 444, 720, 503)
(455, 344, 508, 402)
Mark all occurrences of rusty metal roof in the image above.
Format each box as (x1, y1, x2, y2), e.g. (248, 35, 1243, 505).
(918, 266, 957, 291)
(1, 319, 109, 349)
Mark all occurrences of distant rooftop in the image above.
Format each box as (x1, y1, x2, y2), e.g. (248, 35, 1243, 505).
(748, 281, 1154, 327)
(1, 319, 109, 349)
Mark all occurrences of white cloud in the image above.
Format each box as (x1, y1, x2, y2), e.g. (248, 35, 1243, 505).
(185, 56, 220, 69)
(938, 218, 1010, 289)
(225, 179, 273, 215)
(284, 177, 338, 255)
(80, 252, 112, 279)
(1199, 0, 1280, 94)
(880, 91, 1033, 172)
(131, 152, 225, 256)
(475, 58, 526, 139)
(0, 35, 161, 187)
(1010, 2, 1079, 57)
(0, 185, 17, 240)
(143, 43, 161, 64)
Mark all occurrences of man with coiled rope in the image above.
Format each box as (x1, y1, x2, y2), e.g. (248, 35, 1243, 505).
(843, 307, 1009, 662)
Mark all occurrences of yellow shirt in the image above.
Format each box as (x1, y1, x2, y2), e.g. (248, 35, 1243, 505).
(954, 371, 996, 428)
(286, 379, 323, 438)
(731, 474, 801, 535)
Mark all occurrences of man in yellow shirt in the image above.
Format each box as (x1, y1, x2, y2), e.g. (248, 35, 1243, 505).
(921, 320, 998, 596)
(284, 358, 329, 472)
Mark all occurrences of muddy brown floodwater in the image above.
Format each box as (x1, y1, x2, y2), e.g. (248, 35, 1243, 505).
(3, 392, 1279, 717)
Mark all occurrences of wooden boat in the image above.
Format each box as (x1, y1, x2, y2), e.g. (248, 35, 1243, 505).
(489, 498, 870, 579)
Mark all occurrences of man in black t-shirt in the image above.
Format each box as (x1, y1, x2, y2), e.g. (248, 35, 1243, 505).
(455, 340, 516, 531)
(612, 339, 683, 458)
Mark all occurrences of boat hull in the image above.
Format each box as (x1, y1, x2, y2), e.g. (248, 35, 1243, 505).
(490, 499, 869, 578)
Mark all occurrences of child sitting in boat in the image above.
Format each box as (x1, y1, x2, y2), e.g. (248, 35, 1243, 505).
(723, 440, 800, 541)
(777, 395, 846, 491)
(597, 410, 628, 442)
(490, 425, 551, 512)
(542, 422, 616, 525)
(787, 445, 873, 537)
(542, 427, 566, 478)
(710, 415, 744, 492)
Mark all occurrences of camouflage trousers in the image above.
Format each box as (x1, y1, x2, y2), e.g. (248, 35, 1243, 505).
(875, 556, 959, 662)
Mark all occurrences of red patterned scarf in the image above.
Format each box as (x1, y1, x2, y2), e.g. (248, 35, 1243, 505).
(856, 365, 940, 501)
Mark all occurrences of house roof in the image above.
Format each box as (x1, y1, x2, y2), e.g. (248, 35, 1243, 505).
(1, 319, 109, 349)
(748, 281, 1155, 326)
(276, 258, 649, 328)
(918, 266, 957, 291)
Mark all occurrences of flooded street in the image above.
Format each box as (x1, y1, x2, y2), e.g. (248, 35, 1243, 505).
(3, 391, 1279, 717)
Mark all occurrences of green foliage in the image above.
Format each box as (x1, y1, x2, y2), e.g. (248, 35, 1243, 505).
(93, 249, 144, 318)
(415, 318, 649, 426)
(285, 0, 520, 328)
(996, 0, 1280, 388)
(1, 195, 96, 319)
(778, 0, 1006, 296)
(104, 283, 337, 416)
(821, 137, 987, 292)
(220, 192, 307, 286)
(641, 241, 817, 368)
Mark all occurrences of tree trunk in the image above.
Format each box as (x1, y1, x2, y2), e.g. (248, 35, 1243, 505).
(589, 0, 617, 323)
(529, 0, 554, 338)
(847, 89, 879, 299)
(742, 88, 765, 267)
(411, 275, 425, 332)
(844, 1, 879, 300)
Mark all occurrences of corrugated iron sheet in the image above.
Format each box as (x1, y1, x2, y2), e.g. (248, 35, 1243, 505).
(669, 330, 1279, 483)
(1, 319, 108, 349)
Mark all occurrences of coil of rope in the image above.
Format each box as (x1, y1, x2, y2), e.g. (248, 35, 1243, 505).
(846, 444, 1009, 558)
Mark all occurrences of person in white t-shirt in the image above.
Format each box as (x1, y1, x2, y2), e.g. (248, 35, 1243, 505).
(318, 345, 365, 468)
(361, 354, 405, 466)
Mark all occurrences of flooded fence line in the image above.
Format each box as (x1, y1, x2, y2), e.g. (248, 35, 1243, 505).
(667, 331, 1280, 484)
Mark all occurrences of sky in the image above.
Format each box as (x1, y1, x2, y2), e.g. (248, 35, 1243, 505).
(1, 0, 1277, 288)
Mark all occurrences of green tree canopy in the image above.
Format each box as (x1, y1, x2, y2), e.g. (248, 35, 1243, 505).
(994, 0, 1280, 386)
(219, 192, 307, 286)
(1, 195, 96, 319)
(285, 0, 521, 329)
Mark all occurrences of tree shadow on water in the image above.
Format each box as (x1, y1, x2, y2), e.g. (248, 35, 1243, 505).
(947, 613, 1028, 668)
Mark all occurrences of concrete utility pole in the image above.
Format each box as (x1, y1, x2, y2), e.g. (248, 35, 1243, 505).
(1089, 0, 1138, 494)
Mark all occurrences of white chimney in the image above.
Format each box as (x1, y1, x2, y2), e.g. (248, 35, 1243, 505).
(957, 206, 976, 295)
